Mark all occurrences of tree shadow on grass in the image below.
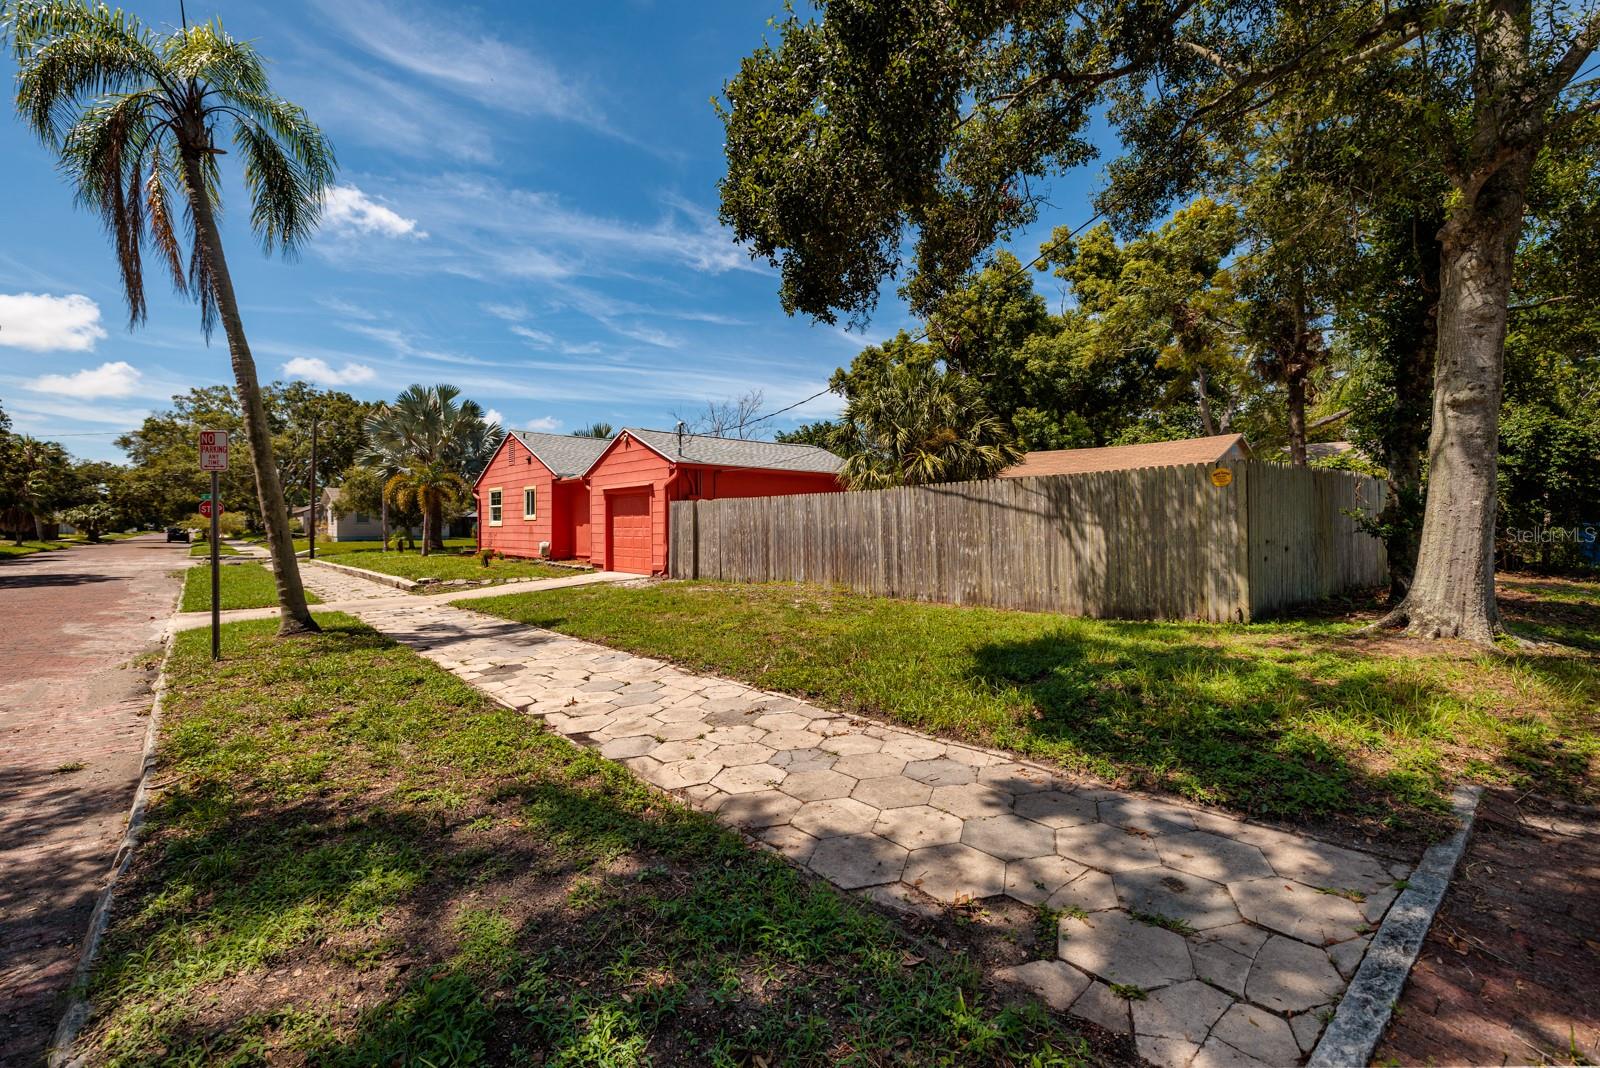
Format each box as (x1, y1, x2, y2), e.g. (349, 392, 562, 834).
(81, 622, 1093, 1067)
(88, 781, 1087, 1067)
(968, 623, 1475, 831)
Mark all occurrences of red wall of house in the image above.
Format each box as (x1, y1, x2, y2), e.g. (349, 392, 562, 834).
(476, 437, 557, 559)
(580, 434, 844, 574)
(553, 480, 590, 560)
(584, 435, 673, 572)
(677, 466, 841, 502)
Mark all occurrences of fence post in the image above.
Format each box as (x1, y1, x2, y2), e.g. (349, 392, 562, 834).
(689, 500, 700, 580)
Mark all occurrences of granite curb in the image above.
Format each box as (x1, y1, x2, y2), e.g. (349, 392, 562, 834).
(1308, 784, 1484, 1067)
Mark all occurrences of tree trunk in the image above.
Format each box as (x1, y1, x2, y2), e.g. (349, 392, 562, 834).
(32, 513, 45, 542)
(380, 493, 389, 552)
(1285, 373, 1308, 466)
(1380, 214, 1442, 600)
(420, 504, 432, 557)
(181, 146, 318, 636)
(1195, 366, 1217, 436)
(1386, 162, 1531, 642)
(428, 498, 445, 550)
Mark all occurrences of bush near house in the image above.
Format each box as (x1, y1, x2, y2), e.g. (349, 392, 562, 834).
(75, 616, 1092, 1065)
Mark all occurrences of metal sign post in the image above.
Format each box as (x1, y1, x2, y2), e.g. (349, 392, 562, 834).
(198, 430, 229, 660)
(209, 471, 220, 659)
(308, 411, 318, 560)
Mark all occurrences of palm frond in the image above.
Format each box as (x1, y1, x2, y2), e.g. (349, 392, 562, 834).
(5, 0, 337, 333)
(59, 90, 165, 322)
(232, 119, 318, 255)
(161, 19, 266, 95)
(5, 0, 166, 145)
(144, 139, 185, 292)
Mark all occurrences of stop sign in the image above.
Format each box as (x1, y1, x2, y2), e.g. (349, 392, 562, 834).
(199, 500, 216, 518)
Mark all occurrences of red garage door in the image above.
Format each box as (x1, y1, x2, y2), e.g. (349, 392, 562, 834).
(607, 491, 653, 574)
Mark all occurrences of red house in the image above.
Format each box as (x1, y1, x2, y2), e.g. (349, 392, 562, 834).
(476, 427, 843, 574)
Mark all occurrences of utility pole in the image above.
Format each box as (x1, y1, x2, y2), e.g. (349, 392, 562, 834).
(308, 409, 318, 560)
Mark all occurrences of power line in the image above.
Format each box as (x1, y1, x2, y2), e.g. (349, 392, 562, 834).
(740, 207, 1105, 432)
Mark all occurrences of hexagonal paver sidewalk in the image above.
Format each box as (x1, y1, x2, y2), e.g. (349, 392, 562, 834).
(327, 590, 1416, 1068)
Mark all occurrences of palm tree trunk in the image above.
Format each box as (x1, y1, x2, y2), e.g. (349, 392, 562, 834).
(1285, 372, 1308, 466)
(181, 146, 317, 636)
(420, 503, 432, 557)
(1195, 366, 1217, 436)
(32, 513, 45, 542)
(429, 499, 445, 550)
(380, 493, 389, 552)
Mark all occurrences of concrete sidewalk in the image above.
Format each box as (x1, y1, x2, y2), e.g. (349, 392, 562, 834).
(167, 567, 636, 632)
(281, 565, 1414, 1068)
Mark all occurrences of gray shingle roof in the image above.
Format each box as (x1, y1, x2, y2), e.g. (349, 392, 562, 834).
(621, 428, 844, 475)
(509, 431, 611, 478)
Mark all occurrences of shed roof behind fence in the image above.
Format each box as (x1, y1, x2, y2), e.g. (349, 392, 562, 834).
(1000, 433, 1250, 478)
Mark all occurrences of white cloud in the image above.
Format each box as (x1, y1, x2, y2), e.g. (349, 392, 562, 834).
(281, 46, 497, 165)
(525, 416, 561, 432)
(483, 302, 530, 321)
(322, 186, 425, 239)
(282, 356, 378, 386)
(320, 1, 607, 131)
(26, 360, 144, 398)
(483, 408, 505, 427)
(0, 292, 107, 351)
(318, 296, 379, 320)
(510, 324, 556, 347)
(607, 322, 682, 349)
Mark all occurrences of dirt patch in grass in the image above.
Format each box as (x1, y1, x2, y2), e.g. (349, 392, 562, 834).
(79, 616, 1111, 1066)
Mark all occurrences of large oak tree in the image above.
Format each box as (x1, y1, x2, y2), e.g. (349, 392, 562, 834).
(720, 0, 1600, 643)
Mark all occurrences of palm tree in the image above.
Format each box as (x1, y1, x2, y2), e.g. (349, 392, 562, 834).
(11, 436, 73, 542)
(359, 405, 407, 552)
(384, 464, 469, 558)
(572, 422, 614, 439)
(4, 2, 334, 635)
(366, 385, 501, 549)
(835, 362, 1022, 490)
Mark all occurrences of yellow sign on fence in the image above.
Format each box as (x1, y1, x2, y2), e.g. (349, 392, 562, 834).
(1210, 467, 1233, 487)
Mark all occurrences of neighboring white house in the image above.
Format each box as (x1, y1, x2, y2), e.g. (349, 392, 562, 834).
(315, 486, 388, 541)
(306, 486, 476, 542)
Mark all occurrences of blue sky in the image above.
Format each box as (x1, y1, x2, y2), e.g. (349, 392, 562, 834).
(0, 1, 1108, 462)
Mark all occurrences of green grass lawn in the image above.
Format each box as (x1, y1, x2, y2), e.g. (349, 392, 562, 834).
(189, 541, 240, 557)
(61, 531, 141, 543)
(0, 538, 75, 559)
(465, 576, 1600, 840)
(302, 539, 577, 586)
(291, 536, 477, 555)
(78, 615, 1091, 1066)
(180, 561, 322, 612)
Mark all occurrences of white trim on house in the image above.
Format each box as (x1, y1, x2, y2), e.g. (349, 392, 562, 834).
(488, 487, 503, 526)
(523, 486, 537, 520)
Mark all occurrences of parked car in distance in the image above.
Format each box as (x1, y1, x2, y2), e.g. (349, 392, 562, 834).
(166, 527, 190, 543)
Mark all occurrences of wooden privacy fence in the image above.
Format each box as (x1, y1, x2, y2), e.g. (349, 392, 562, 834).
(668, 461, 1387, 622)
